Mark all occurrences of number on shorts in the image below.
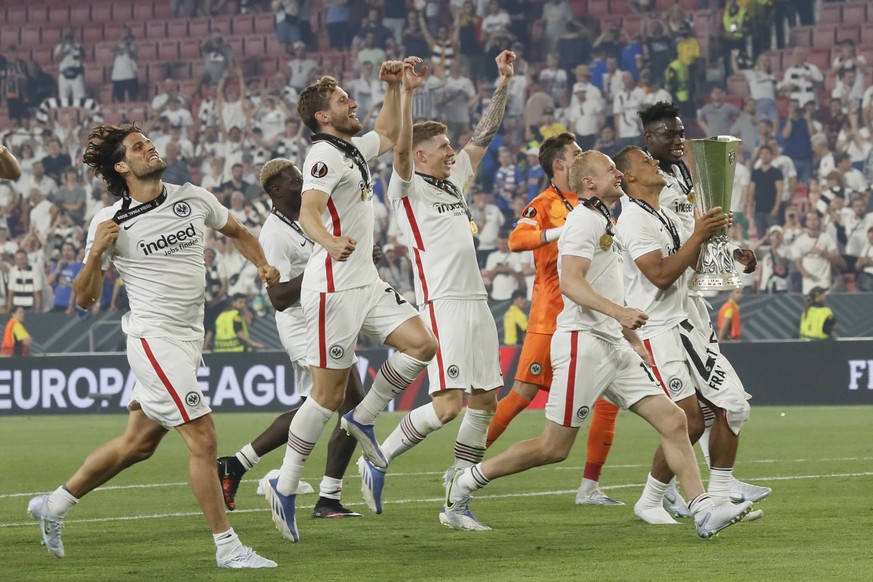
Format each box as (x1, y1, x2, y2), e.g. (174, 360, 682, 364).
(385, 287, 407, 305)
(639, 362, 657, 383)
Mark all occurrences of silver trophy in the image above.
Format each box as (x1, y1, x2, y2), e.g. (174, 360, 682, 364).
(685, 136, 743, 291)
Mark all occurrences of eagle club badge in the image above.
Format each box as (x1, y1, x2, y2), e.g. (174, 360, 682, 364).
(599, 233, 613, 250)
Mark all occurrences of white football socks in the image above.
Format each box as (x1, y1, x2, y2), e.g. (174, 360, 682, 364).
(277, 399, 333, 496)
(381, 402, 443, 463)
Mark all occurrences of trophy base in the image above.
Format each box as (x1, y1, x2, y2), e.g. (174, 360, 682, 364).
(688, 272, 744, 291)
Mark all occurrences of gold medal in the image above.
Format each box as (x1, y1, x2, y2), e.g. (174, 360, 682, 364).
(470, 220, 479, 234)
(361, 185, 368, 201)
(599, 233, 613, 250)
(687, 191, 697, 205)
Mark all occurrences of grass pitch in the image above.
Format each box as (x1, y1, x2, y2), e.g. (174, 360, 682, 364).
(2, 406, 872, 581)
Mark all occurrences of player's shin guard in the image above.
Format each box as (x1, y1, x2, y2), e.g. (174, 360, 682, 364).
(277, 399, 333, 496)
(485, 390, 532, 448)
(453, 408, 494, 470)
(381, 402, 443, 463)
(353, 352, 429, 425)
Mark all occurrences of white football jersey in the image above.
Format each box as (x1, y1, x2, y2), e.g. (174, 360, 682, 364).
(660, 163, 695, 234)
(301, 131, 381, 292)
(85, 183, 229, 341)
(617, 201, 689, 339)
(387, 151, 485, 304)
(259, 212, 313, 355)
(555, 205, 624, 342)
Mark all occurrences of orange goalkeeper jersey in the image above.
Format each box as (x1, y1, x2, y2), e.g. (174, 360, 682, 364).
(509, 185, 579, 335)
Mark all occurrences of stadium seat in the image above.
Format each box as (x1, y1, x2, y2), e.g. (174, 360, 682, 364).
(145, 21, 168, 40)
(41, 27, 65, 47)
(154, 3, 172, 19)
(69, 6, 92, 25)
(860, 47, 873, 69)
(92, 5, 114, 24)
(842, 3, 867, 24)
(808, 48, 831, 71)
(244, 35, 267, 59)
(835, 25, 861, 45)
(94, 43, 116, 67)
(588, 0, 610, 17)
(811, 25, 835, 48)
(158, 40, 180, 61)
(29, 6, 50, 25)
(20, 26, 41, 48)
(568, 0, 585, 18)
(167, 20, 189, 39)
(132, 4, 154, 21)
(254, 13, 275, 34)
(190, 19, 211, 39)
(179, 38, 202, 60)
(819, 3, 842, 25)
(234, 15, 255, 36)
(85, 65, 105, 87)
(6, 6, 27, 27)
(112, 6, 132, 21)
(30, 46, 52, 68)
(0, 27, 19, 46)
(790, 27, 812, 47)
(226, 36, 245, 59)
(610, 0, 630, 15)
(623, 14, 644, 38)
(861, 25, 873, 46)
(137, 40, 160, 62)
(211, 15, 234, 34)
(82, 24, 106, 45)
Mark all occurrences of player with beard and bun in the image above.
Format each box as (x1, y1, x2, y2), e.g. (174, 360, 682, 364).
(444, 151, 752, 538)
(216, 157, 366, 519)
(264, 61, 440, 543)
(27, 124, 279, 569)
(484, 132, 625, 506)
(607, 102, 769, 518)
(353, 51, 515, 529)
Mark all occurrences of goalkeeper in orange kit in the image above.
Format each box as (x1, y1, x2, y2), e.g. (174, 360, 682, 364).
(486, 133, 623, 505)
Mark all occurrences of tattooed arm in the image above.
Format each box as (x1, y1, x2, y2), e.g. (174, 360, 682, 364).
(463, 50, 516, 173)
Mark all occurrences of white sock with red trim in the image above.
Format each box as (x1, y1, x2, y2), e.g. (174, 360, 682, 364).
(276, 399, 333, 496)
(352, 351, 429, 425)
(381, 402, 443, 463)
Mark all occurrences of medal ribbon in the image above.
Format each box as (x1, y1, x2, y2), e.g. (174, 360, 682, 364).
(631, 198, 681, 253)
(581, 196, 615, 235)
(112, 187, 167, 225)
(311, 133, 372, 195)
(550, 182, 575, 213)
(416, 171, 475, 226)
(272, 208, 314, 245)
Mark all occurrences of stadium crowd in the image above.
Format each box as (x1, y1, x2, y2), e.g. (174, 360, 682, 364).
(1, 0, 872, 329)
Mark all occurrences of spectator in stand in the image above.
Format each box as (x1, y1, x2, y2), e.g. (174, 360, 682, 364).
(761, 137, 798, 211)
(753, 225, 792, 293)
(731, 147, 752, 238)
(46, 242, 80, 314)
(285, 42, 319, 93)
(721, 0, 748, 77)
(2, 46, 29, 127)
(746, 0, 773, 58)
(593, 25, 624, 63)
(53, 27, 86, 101)
(273, 0, 302, 54)
(777, 47, 823, 109)
(593, 124, 621, 158)
(382, 0, 407, 43)
(171, 0, 197, 17)
(854, 227, 873, 292)
(811, 133, 835, 183)
(455, 2, 484, 79)
(151, 79, 187, 115)
(664, 53, 693, 119)
(620, 32, 644, 83)
(377, 244, 415, 305)
(613, 72, 645, 148)
(730, 98, 759, 158)
(792, 211, 843, 295)
(717, 288, 743, 341)
(538, 106, 569, 141)
(110, 25, 139, 103)
(217, 69, 253, 138)
(324, 0, 351, 51)
(353, 8, 394, 51)
(567, 75, 604, 149)
(355, 33, 387, 70)
(482, 231, 529, 302)
(748, 145, 783, 238)
(840, 195, 873, 273)
(161, 98, 196, 137)
(45, 207, 81, 262)
(1, 306, 31, 355)
(401, 11, 431, 67)
(524, 147, 546, 203)
(836, 152, 869, 199)
(442, 61, 476, 144)
(539, 53, 568, 104)
(19, 161, 57, 203)
(24, 61, 56, 111)
(494, 147, 523, 211)
(601, 56, 625, 116)
(200, 30, 235, 86)
(540, 0, 575, 55)
(6, 250, 42, 312)
(733, 52, 777, 122)
(54, 168, 86, 222)
(831, 39, 867, 102)
(420, 14, 459, 80)
(643, 20, 674, 88)
(554, 21, 591, 80)
(674, 21, 701, 111)
(779, 98, 814, 183)
(832, 69, 863, 112)
(502, 289, 528, 346)
(41, 138, 72, 184)
(219, 163, 251, 202)
(663, 2, 689, 36)
(697, 87, 740, 137)
(471, 191, 504, 267)
(836, 103, 872, 173)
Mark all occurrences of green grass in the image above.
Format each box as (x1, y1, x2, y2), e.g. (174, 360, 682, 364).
(2, 407, 872, 581)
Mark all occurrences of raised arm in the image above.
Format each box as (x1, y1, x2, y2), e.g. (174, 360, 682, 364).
(463, 50, 516, 173)
(373, 60, 406, 155)
(394, 58, 428, 181)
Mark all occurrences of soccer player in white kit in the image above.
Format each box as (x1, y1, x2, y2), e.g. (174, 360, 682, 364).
(27, 124, 279, 568)
(611, 146, 758, 525)
(354, 51, 515, 529)
(217, 158, 365, 519)
(637, 103, 771, 512)
(444, 151, 752, 538)
(265, 61, 439, 543)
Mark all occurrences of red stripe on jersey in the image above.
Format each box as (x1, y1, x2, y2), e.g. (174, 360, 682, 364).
(401, 197, 425, 250)
(140, 338, 190, 423)
(427, 303, 446, 390)
(325, 199, 342, 292)
(643, 339, 669, 396)
(318, 293, 328, 368)
(563, 331, 579, 426)
(412, 248, 429, 304)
